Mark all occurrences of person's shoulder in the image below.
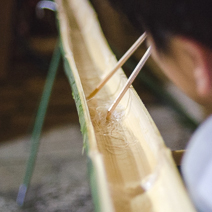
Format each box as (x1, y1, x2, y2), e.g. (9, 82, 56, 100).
(182, 115, 212, 212)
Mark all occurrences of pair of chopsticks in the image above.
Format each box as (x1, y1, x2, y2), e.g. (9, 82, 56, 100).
(86, 32, 151, 119)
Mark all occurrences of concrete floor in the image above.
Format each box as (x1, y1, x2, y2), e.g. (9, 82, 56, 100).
(0, 124, 93, 212)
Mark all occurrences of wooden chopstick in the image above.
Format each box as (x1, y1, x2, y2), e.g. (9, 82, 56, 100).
(106, 46, 151, 119)
(86, 32, 147, 100)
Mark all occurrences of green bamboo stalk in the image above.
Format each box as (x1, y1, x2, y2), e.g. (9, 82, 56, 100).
(16, 42, 61, 206)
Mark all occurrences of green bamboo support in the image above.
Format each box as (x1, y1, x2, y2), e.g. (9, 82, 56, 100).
(17, 42, 61, 206)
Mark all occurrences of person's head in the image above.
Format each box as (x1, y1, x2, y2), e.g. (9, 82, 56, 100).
(108, 0, 212, 110)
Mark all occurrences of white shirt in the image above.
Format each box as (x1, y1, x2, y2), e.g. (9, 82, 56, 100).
(182, 115, 212, 212)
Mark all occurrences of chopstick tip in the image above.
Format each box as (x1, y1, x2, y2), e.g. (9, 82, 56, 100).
(86, 88, 98, 100)
(106, 110, 112, 120)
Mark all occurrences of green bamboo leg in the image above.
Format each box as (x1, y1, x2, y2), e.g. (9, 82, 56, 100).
(17, 41, 61, 206)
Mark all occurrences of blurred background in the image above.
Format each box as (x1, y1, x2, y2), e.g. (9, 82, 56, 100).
(0, 0, 203, 211)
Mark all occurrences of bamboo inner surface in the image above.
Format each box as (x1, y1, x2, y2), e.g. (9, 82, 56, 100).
(57, 0, 196, 211)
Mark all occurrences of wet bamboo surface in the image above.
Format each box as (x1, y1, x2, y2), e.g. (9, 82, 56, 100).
(56, 0, 196, 211)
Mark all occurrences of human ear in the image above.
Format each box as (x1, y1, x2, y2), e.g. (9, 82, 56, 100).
(181, 38, 212, 97)
(194, 66, 211, 97)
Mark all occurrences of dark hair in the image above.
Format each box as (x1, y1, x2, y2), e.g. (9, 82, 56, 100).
(107, 0, 212, 52)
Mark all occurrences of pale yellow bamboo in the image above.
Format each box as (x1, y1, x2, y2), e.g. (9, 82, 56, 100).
(57, 0, 196, 211)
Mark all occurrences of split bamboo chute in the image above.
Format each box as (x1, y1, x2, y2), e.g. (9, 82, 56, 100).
(56, 0, 196, 211)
